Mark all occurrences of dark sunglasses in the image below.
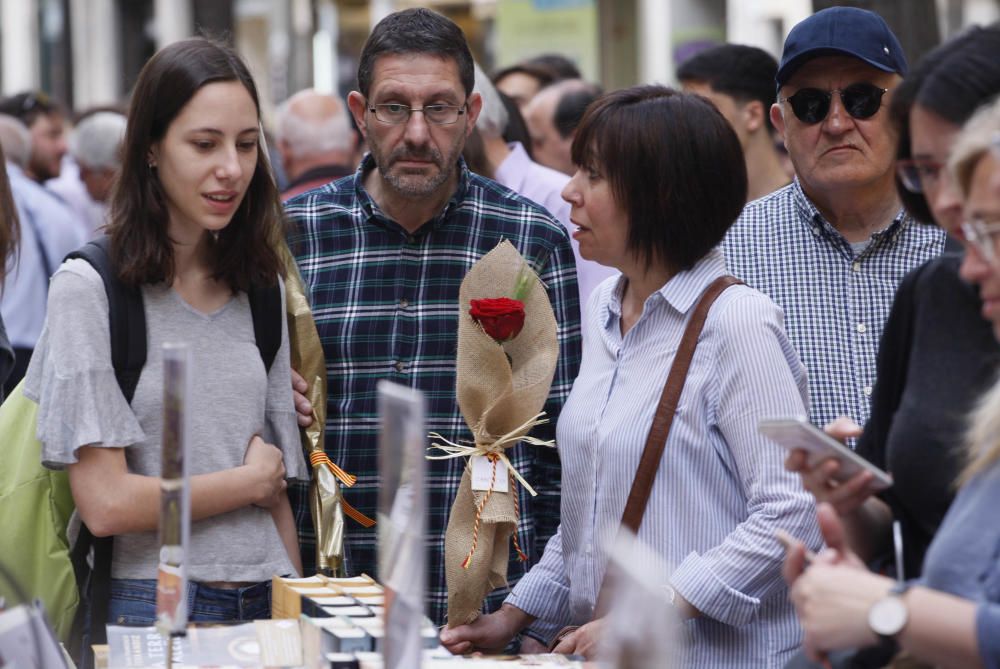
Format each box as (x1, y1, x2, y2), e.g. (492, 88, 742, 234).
(20, 91, 52, 114)
(780, 83, 888, 125)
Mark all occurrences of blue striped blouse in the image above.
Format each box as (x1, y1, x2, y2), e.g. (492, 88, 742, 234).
(507, 249, 822, 668)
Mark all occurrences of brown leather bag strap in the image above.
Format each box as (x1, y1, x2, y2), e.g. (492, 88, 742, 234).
(619, 275, 743, 533)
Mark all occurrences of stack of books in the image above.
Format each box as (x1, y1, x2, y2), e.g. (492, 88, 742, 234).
(283, 577, 438, 668)
(272, 574, 382, 620)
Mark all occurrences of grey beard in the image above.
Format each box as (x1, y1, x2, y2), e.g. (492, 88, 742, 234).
(381, 164, 452, 198)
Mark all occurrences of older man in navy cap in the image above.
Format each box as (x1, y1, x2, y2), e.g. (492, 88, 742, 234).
(722, 7, 946, 431)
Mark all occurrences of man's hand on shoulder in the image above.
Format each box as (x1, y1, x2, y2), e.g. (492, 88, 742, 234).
(291, 368, 313, 428)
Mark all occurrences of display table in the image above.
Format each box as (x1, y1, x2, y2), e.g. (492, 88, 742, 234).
(93, 628, 583, 668)
(90, 576, 584, 668)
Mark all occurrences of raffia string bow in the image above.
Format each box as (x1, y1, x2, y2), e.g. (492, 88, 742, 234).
(430, 240, 559, 628)
(429, 412, 554, 567)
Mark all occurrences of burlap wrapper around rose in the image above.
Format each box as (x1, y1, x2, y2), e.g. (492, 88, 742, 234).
(281, 249, 353, 576)
(437, 240, 559, 627)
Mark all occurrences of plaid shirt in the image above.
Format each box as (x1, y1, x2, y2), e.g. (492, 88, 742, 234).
(285, 156, 582, 625)
(721, 180, 946, 430)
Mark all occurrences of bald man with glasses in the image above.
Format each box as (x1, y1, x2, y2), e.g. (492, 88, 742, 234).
(722, 7, 946, 431)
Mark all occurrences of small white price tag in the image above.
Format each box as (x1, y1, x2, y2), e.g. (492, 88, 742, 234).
(470, 455, 509, 493)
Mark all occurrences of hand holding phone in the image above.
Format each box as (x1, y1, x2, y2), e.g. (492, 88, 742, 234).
(759, 416, 892, 491)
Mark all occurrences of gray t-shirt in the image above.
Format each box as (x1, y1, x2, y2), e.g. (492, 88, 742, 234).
(25, 259, 306, 582)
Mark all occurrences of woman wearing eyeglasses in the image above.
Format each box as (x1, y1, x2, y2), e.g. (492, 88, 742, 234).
(786, 96, 1000, 669)
(785, 25, 1000, 581)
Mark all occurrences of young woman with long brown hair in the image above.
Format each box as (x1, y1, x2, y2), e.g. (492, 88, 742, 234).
(24, 37, 305, 625)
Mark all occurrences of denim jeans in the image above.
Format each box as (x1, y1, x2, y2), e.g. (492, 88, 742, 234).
(107, 579, 271, 625)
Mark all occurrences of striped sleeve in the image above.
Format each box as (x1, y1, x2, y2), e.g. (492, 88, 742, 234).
(507, 524, 572, 641)
(671, 290, 820, 626)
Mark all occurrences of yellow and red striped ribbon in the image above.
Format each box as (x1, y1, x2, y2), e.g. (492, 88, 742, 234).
(342, 499, 376, 528)
(310, 451, 375, 527)
(309, 451, 357, 486)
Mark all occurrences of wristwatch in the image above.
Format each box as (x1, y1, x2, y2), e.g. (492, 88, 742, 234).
(868, 580, 911, 641)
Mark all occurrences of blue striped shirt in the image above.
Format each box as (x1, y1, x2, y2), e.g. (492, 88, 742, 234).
(285, 157, 582, 625)
(722, 180, 946, 429)
(507, 250, 822, 669)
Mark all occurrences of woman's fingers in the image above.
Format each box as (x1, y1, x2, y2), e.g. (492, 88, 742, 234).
(823, 416, 862, 441)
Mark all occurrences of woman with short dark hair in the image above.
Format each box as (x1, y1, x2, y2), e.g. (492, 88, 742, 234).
(24, 37, 306, 625)
(442, 86, 821, 668)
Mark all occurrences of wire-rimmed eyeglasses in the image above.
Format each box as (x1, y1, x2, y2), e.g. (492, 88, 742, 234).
(896, 159, 944, 194)
(368, 102, 467, 125)
(960, 218, 1000, 265)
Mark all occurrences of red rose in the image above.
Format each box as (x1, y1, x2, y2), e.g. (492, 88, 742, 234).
(470, 297, 525, 342)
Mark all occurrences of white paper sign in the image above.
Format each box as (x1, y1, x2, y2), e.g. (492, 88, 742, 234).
(470, 454, 509, 493)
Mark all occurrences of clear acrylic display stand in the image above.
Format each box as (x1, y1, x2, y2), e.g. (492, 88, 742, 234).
(377, 381, 427, 669)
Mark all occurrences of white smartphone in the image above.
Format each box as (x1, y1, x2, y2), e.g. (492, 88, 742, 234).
(758, 416, 892, 491)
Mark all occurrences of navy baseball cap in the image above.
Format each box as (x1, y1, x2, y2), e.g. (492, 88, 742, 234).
(776, 7, 907, 87)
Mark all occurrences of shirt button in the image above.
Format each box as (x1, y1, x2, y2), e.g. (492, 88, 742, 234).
(856, 323, 867, 334)
(399, 298, 409, 309)
(394, 361, 405, 373)
(851, 261, 861, 272)
(406, 235, 417, 244)
(585, 543, 593, 554)
(864, 385, 873, 396)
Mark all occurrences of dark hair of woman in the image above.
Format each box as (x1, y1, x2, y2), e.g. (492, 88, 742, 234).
(571, 85, 747, 271)
(0, 142, 19, 286)
(106, 37, 284, 291)
(890, 24, 1000, 224)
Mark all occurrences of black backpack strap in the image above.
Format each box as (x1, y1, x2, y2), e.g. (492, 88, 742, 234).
(64, 235, 146, 654)
(65, 236, 147, 401)
(247, 279, 282, 373)
(68, 523, 112, 653)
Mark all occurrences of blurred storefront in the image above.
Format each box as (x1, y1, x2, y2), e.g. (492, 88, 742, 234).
(1, 0, 997, 117)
